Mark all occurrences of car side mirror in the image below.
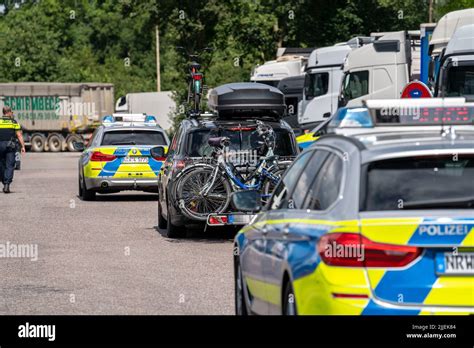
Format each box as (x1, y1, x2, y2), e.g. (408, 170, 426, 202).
(231, 190, 262, 212)
(73, 141, 85, 152)
(150, 146, 166, 160)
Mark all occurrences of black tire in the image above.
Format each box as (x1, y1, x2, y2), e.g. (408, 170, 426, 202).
(282, 280, 297, 316)
(48, 133, 63, 153)
(66, 134, 82, 152)
(30, 134, 46, 152)
(194, 93, 200, 112)
(79, 173, 96, 201)
(235, 259, 249, 316)
(165, 199, 186, 238)
(176, 166, 231, 221)
(157, 198, 167, 229)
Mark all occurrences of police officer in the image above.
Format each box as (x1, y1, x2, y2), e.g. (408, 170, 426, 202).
(0, 106, 25, 193)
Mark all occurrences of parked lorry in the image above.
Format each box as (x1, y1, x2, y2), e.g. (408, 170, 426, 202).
(338, 31, 421, 107)
(250, 47, 313, 88)
(428, 8, 474, 89)
(297, 37, 372, 130)
(427, 9, 474, 99)
(115, 91, 175, 130)
(0, 82, 114, 152)
(435, 23, 474, 99)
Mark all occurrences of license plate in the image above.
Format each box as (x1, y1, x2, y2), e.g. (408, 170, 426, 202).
(436, 252, 474, 275)
(123, 157, 148, 164)
(228, 214, 254, 225)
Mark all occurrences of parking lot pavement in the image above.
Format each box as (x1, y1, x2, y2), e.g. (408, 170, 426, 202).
(0, 153, 234, 315)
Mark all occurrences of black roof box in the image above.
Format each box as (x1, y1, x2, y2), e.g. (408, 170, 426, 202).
(208, 82, 286, 119)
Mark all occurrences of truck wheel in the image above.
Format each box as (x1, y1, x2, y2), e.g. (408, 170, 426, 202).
(66, 134, 82, 152)
(48, 133, 64, 152)
(30, 134, 46, 152)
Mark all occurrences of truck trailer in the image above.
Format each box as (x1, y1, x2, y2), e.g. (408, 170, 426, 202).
(114, 91, 175, 131)
(0, 82, 114, 152)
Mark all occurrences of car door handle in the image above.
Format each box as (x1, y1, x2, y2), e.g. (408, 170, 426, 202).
(323, 112, 331, 118)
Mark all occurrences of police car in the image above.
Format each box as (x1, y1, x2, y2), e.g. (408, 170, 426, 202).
(233, 100, 474, 315)
(76, 114, 169, 200)
(296, 98, 474, 148)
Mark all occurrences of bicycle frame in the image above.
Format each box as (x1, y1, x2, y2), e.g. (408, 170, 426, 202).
(201, 147, 279, 196)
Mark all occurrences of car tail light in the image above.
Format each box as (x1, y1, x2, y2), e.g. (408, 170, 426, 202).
(90, 151, 117, 162)
(208, 215, 228, 225)
(318, 233, 422, 268)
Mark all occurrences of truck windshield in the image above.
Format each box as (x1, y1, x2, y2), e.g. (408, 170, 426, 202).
(305, 72, 329, 98)
(363, 154, 474, 211)
(341, 71, 369, 102)
(444, 65, 474, 98)
(187, 128, 295, 157)
(101, 130, 167, 146)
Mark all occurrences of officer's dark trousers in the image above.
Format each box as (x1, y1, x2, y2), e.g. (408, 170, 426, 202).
(0, 141, 16, 185)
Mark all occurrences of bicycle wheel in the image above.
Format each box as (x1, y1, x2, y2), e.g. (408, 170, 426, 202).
(176, 166, 231, 221)
(262, 169, 285, 204)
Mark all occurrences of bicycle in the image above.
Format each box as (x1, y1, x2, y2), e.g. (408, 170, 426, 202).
(175, 121, 289, 221)
(177, 47, 213, 116)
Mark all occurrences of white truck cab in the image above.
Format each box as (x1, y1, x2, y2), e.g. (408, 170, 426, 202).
(339, 31, 420, 107)
(298, 45, 351, 129)
(250, 48, 312, 87)
(297, 37, 373, 130)
(434, 22, 474, 100)
(429, 8, 474, 88)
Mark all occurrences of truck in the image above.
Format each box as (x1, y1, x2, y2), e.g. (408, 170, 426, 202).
(115, 91, 175, 131)
(0, 82, 114, 152)
(297, 37, 372, 130)
(428, 8, 474, 89)
(435, 23, 474, 99)
(339, 9, 474, 108)
(250, 47, 313, 88)
(338, 31, 421, 107)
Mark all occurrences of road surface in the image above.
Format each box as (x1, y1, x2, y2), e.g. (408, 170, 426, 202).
(0, 153, 234, 315)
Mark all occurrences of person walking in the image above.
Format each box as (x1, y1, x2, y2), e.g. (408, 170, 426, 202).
(0, 106, 25, 193)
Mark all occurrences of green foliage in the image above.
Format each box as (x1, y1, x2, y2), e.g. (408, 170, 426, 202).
(436, 0, 474, 19)
(0, 0, 471, 130)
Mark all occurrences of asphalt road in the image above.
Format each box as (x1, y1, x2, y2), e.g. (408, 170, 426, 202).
(0, 153, 234, 315)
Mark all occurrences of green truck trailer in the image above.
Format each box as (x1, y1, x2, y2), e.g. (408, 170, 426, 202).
(0, 82, 114, 152)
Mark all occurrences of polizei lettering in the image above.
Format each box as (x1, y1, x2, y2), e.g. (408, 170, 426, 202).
(418, 224, 469, 236)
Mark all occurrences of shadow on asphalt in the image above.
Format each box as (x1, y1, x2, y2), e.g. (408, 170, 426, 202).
(154, 225, 237, 243)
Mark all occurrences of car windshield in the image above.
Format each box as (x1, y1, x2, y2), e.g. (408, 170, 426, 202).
(186, 127, 295, 157)
(363, 154, 474, 211)
(101, 130, 167, 146)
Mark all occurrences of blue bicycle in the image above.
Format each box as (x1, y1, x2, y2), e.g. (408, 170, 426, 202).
(176, 121, 288, 221)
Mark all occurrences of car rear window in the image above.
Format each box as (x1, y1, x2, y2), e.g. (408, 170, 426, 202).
(363, 155, 474, 211)
(101, 130, 167, 146)
(186, 128, 295, 157)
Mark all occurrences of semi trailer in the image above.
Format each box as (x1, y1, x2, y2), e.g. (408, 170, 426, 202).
(0, 82, 114, 152)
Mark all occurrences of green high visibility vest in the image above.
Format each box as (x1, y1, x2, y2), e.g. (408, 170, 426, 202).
(0, 117, 21, 142)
